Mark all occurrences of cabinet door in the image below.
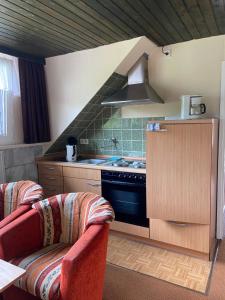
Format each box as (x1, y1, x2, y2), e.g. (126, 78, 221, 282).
(146, 123, 212, 224)
(64, 177, 102, 195)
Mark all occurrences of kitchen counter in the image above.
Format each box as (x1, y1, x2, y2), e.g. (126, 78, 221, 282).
(37, 158, 146, 174)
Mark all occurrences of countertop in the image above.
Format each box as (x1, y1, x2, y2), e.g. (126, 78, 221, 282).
(37, 157, 146, 174)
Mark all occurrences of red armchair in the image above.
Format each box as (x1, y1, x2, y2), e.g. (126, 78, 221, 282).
(0, 192, 114, 300)
(0, 180, 43, 229)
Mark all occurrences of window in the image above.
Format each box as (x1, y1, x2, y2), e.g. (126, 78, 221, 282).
(0, 55, 20, 137)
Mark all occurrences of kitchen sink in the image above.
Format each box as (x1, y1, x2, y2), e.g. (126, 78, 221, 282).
(76, 158, 107, 165)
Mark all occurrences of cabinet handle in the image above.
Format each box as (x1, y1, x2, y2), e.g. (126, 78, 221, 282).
(47, 177, 56, 180)
(87, 183, 101, 187)
(46, 167, 55, 170)
(167, 221, 189, 227)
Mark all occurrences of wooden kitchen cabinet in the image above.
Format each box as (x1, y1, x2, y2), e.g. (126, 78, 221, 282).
(63, 167, 102, 195)
(37, 163, 63, 197)
(146, 119, 218, 256)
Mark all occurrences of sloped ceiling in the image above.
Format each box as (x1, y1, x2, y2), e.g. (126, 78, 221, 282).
(0, 0, 224, 58)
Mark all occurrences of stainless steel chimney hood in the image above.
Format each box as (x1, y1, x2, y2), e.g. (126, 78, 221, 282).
(101, 54, 164, 106)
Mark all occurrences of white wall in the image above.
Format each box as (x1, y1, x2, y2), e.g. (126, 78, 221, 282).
(45, 37, 142, 141)
(123, 35, 225, 118)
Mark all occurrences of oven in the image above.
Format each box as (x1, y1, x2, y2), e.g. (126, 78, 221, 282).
(101, 170, 149, 227)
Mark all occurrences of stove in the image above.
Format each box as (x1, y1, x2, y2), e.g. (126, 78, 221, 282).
(109, 159, 146, 169)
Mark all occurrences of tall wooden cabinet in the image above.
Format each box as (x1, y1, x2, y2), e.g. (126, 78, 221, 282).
(146, 119, 218, 257)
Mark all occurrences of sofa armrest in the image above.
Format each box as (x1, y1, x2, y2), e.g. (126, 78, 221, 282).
(0, 209, 43, 261)
(60, 224, 109, 300)
(0, 205, 31, 230)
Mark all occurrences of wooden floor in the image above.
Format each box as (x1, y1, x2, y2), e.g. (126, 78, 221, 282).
(104, 239, 225, 300)
(107, 233, 212, 293)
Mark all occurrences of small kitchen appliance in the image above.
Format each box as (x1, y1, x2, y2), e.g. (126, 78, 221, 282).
(66, 136, 77, 162)
(180, 95, 206, 119)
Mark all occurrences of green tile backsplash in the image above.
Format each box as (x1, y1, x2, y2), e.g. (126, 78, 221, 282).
(78, 107, 164, 158)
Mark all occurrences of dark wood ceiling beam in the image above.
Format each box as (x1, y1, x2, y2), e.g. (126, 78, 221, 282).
(75, 0, 136, 40)
(126, 0, 175, 45)
(197, 0, 219, 35)
(169, 0, 201, 39)
(40, 0, 119, 43)
(0, 8, 84, 51)
(1, 0, 98, 48)
(55, 0, 126, 41)
(22, 0, 111, 45)
(114, 0, 168, 45)
(211, 0, 225, 34)
(140, 0, 184, 43)
(0, 16, 77, 53)
(183, 0, 210, 37)
(156, 0, 192, 41)
(81, 0, 137, 38)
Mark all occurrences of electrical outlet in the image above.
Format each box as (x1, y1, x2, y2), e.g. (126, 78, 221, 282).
(80, 139, 89, 145)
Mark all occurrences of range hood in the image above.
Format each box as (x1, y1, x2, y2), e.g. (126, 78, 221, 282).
(101, 54, 164, 106)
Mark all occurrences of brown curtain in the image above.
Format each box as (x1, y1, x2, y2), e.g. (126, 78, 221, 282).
(18, 58, 50, 143)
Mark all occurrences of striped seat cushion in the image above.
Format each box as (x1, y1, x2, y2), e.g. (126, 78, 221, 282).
(33, 192, 114, 247)
(0, 181, 43, 219)
(11, 243, 71, 300)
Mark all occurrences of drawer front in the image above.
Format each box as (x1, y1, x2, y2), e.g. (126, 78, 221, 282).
(150, 219, 209, 253)
(64, 177, 101, 195)
(38, 164, 62, 176)
(39, 175, 63, 187)
(63, 167, 101, 180)
(43, 185, 63, 198)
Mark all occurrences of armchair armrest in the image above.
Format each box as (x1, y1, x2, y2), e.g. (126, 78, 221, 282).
(0, 205, 31, 229)
(60, 224, 109, 300)
(0, 209, 43, 261)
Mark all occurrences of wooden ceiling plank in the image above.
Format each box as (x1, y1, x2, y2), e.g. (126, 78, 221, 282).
(211, 0, 225, 34)
(47, 0, 121, 42)
(80, 0, 137, 38)
(141, 0, 184, 43)
(0, 16, 79, 53)
(169, 0, 201, 39)
(0, 8, 84, 50)
(183, 0, 210, 37)
(94, 0, 144, 37)
(0, 34, 56, 57)
(74, 0, 135, 39)
(113, 0, 167, 45)
(126, 0, 174, 44)
(60, 0, 128, 41)
(1, 0, 97, 48)
(23, 0, 112, 45)
(197, 0, 219, 35)
(156, 0, 192, 41)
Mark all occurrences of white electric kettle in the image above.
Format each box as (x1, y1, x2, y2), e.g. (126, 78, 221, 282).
(66, 137, 77, 162)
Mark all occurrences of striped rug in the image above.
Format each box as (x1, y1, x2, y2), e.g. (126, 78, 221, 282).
(107, 233, 213, 293)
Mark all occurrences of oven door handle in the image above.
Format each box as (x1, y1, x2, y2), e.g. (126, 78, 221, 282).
(101, 179, 145, 188)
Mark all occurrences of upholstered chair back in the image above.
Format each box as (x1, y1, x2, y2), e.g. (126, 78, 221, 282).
(0, 181, 43, 220)
(32, 192, 115, 247)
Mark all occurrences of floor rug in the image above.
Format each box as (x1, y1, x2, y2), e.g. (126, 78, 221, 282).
(107, 233, 213, 293)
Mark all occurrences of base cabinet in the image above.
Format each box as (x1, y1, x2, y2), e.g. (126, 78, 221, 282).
(64, 177, 101, 195)
(150, 219, 209, 253)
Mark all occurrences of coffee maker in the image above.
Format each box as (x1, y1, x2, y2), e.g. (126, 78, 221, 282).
(66, 136, 77, 162)
(180, 95, 206, 119)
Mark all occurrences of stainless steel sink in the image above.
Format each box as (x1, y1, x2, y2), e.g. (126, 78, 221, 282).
(76, 158, 107, 165)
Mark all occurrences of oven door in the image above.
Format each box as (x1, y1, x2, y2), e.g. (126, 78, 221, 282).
(102, 179, 149, 227)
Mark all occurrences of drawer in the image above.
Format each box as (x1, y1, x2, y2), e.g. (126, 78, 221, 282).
(39, 174, 63, 187)
(63, 167, 101, 180)
(64, 177, 101, 195)
(150, 219, 209, 253)
(38, 164, 62, 176)
(43, 185, 63, 198)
